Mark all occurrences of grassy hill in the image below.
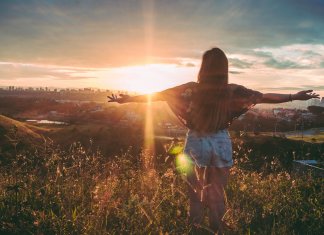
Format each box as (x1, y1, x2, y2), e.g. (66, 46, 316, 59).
(1, 113, 323, 171)
(0, 115, 47, 155)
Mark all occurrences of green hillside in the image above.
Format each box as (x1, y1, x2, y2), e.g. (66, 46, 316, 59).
(0, 115, 46, 155)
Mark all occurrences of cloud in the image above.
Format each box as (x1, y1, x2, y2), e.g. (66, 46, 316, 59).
(149, 57, 199, 67)
(303, 50, 322, 57)
(229, 71, 243, 74)
(0, 0, 323, 96)
(184, 62, 196, 67)
(254, 44, 324, 69)
(303, 85, 324, 91)
(263, 85, 324, 91)
(0, 62, 95, 80)
(264, 58, 310, 69)
(0, 0, 323, 67)
(229, 58, 252, 69)
(253, 51, 273, 58)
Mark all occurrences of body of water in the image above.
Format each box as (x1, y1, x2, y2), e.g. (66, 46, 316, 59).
(285, 127, 324, 136)
(26, 119, 68, 125)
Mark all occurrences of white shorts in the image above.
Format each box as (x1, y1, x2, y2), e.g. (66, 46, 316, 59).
(183, 129, 233, 168)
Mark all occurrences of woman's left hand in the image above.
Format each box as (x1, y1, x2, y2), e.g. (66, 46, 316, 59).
(293, 90, 320, 101)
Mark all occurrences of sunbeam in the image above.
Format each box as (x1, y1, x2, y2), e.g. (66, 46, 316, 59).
(142, 0, 155, 63)
(144, 94, 155, 155)
(142, 0, 156, 157)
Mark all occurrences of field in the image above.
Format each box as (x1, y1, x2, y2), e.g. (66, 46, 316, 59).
(0, 116, 323, 234)
(0, 134, 323, 233)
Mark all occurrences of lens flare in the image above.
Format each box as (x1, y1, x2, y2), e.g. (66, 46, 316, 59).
(175, 153, 193, 174)
(168, 145, 183, 156)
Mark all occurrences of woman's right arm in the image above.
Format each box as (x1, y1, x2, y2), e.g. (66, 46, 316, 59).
(108, 82, 195, 104)
(108, 92, 165, 103)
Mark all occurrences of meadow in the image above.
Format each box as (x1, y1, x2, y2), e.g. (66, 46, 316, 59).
(0, 130, 323, 234)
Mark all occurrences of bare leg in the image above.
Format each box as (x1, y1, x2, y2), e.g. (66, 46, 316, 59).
(187, 165, 205, 226)
(206, 167, 230, 234)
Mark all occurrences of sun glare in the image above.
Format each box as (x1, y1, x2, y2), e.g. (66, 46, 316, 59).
(122, 64, 175, 94)
(144, 94, 155, 154)
(102, 63, 196, 95)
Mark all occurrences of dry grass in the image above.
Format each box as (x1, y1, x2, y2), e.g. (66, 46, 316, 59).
(0, 139, 323, 234)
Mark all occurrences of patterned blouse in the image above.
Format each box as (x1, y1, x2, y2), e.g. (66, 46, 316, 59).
(157, 82, 263, 133)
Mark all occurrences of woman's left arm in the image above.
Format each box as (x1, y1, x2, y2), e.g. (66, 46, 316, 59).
(259, 90, 320, 104)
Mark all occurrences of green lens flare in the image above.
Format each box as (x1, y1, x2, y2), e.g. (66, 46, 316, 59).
(168, 145, 183, 155)
(175, 153, 192, 174)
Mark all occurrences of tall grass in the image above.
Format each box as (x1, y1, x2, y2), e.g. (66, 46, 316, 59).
(0, 140, 323, 234)
(227, 168, 323, 234)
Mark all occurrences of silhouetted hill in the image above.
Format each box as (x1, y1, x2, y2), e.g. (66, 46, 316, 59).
(0, 115, 46, 156)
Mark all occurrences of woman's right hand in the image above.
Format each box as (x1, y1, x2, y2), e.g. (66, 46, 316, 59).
(107, 94, 130, 103)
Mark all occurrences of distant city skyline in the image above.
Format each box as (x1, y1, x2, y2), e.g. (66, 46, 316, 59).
(0, 85, 133, 92)
(2, 84, 321, 110)
(0, 0, 323, 95)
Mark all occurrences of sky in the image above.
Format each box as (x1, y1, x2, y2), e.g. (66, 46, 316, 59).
(0, 0, 323, 95)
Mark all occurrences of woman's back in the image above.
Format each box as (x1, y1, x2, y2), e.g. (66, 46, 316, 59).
(160, 82, 262, 134)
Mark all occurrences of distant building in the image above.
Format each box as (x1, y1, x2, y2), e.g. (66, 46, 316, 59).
(84, 88, 92, 92)
(123, 111, 141, 122)
(320, 97, 324, 107)
(90, 105, 103, 113)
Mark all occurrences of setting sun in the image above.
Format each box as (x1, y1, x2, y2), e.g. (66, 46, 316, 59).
(113, 64, 179, 94)
(100, 63, 197, 94)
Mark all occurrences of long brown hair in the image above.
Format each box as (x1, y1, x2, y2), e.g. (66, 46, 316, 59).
(190, 48, 230, 133)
